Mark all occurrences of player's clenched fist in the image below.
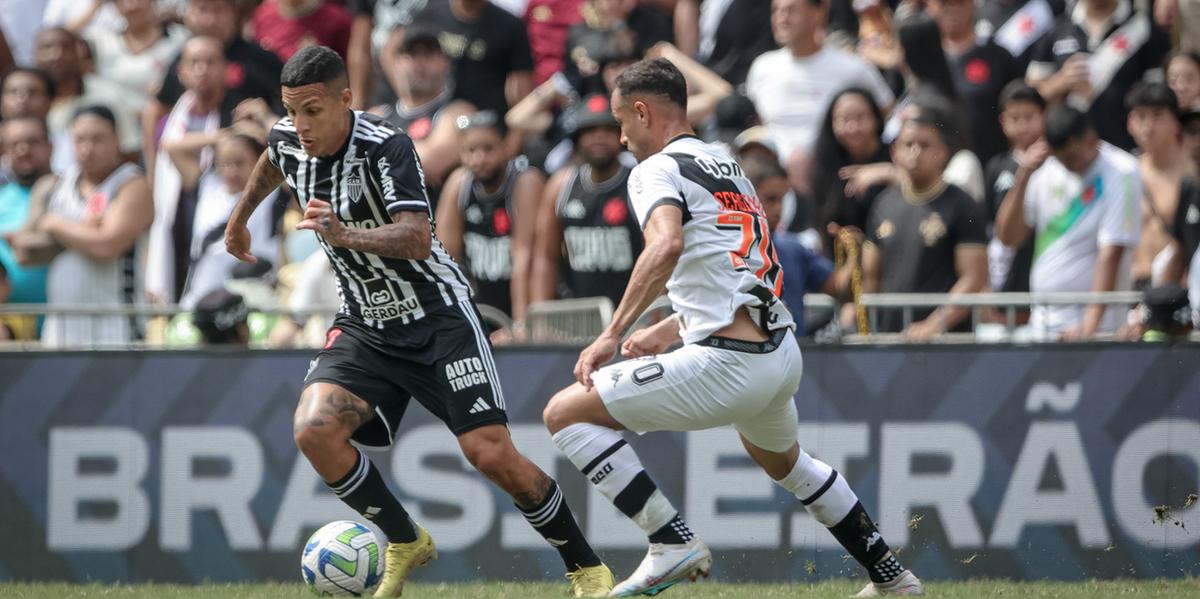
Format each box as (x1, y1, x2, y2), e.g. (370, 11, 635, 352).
(296, 198, 349, 246)
(621, 315, 682, 358)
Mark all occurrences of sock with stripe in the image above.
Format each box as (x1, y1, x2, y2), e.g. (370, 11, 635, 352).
(552, 423, 683, 543)
(773, 448, 902, 583)
(327, 449, 418, 544)
(515, 479, 602, 571)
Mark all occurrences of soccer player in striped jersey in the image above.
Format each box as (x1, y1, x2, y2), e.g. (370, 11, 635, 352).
(542, 58, 924, 596)
(223, 46, 613, 597)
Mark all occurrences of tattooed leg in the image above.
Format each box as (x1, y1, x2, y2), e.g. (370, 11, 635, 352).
(293, 382, 373, 480)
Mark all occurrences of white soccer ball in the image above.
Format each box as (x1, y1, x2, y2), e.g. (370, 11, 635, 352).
(301, 520, 385, 596)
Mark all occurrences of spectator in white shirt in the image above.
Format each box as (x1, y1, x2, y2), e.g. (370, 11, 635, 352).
(746, 0, 893, 193)
(995, 104, 1141, 340)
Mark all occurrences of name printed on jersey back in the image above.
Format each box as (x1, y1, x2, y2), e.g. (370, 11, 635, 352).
(564, 227, 634, 272)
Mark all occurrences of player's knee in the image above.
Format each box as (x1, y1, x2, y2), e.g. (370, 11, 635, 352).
(461, 438, 515, 480)
(542, 389, 577, 434)
(293, 399, 353, 455)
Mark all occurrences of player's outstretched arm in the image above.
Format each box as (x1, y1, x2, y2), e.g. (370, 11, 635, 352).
(297, 199, 433, 260)
(226, 150, 284, 263)
(603, 204, 684, 340)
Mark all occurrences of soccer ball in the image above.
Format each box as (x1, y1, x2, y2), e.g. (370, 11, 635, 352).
(301, 520, 385, 596)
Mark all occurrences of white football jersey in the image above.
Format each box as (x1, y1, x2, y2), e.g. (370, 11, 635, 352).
(628, 135, 794, 344)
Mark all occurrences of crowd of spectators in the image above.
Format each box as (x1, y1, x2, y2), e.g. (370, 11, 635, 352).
(0, 0, 1198, 346)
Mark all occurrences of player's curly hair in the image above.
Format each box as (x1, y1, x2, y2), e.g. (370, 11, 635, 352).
(614, 58, 688, 110)
(281, 46, 347, 89)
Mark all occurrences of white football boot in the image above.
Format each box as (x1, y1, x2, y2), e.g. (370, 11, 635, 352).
(609, 538, 712, 597)
(854, 570, 925, 596)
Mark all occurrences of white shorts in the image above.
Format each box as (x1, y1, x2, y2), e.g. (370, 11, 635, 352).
(591, 331, 804, 453)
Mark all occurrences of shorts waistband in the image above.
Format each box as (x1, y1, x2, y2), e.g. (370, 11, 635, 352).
(695, 328, 789, 354)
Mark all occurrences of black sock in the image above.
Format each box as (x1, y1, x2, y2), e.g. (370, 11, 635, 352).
(328, 449, 418, 544)
(515, 479, 601, 571)
(828, 502, 903, 583)
(648, 514, 694, 545)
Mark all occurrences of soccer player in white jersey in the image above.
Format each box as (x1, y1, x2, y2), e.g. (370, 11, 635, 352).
(542, 58, 924, 597)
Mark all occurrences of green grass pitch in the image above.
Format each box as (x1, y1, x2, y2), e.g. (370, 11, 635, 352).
(0, 580, 1198, 598)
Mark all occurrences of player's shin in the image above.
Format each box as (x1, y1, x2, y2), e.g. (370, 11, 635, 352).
(551, 423, 694, 544)
(515, 477, 602, 571)
(773, 448, 906, 584)
(327, 448, 419, 543)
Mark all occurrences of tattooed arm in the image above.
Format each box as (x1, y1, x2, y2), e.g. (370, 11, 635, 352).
(225, 149, 285, 263)
(297, 199, 432, 260)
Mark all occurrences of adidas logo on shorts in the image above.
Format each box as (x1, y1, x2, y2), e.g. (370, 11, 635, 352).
(467, 397, 491, 414)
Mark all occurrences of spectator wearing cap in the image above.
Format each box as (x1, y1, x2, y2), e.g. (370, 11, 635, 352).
(410, 0, 534, 115)
(0, 117, 53, 309)
(9, 106, 154, 347)
(532, 93, 641, 311)
(746, 0, 893, 191)
(1026, 0, 1171, 151)
(252, 0, 353, 63)
(1127, 82, 1196, 287)
(143, 0, 284, 181)
(863, 102, 988, 341)
(674, 0, 776, 88)
(1167, 52, 1200, 112)
(191, 288, 251, 345)
(808, 87, 888, 254)
(377, 25, 475, 191)
(995, 104, 1141, 340)
(927, 0, 1022, 166)
(436, 112, 543, 334)
(345, 0, 431, 110)
(985, 81, 1046, 297)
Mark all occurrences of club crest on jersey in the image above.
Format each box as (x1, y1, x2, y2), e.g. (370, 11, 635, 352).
(346, 170, 364, 203)
(466, 205, 483, 224)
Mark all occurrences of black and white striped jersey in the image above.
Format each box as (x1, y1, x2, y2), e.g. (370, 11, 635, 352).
(268, 110, 472, 329)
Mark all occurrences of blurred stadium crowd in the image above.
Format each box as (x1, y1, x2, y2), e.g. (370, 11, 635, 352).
(0, 0, 1197, 347)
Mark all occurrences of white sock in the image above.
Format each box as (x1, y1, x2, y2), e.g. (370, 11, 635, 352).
(552, 423, 677, 535)
(773, 448, 858, 526)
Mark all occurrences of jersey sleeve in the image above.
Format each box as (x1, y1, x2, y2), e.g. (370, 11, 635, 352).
(370, 133, 431, 215)
(627, 156, 686, 229)
(954, 189, 989, 247)
(1098, 170, 1141, 248)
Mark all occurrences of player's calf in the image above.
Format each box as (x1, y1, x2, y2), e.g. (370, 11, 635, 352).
(458, 424, 606, 579)
(294, 383, 421, 545)
(759, 440, 917, 590)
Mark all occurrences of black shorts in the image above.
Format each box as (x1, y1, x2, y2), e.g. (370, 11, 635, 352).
(304, 305, 508, 446)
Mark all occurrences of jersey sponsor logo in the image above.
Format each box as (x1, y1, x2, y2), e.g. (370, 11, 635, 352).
(445, 357, 490, 392)
(377, 155, 398, 204)
(693, 156, 745, 180)
(563, 227, 634, 272)
(463, 232, 512, 281)
(360, 278, 421, 321)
